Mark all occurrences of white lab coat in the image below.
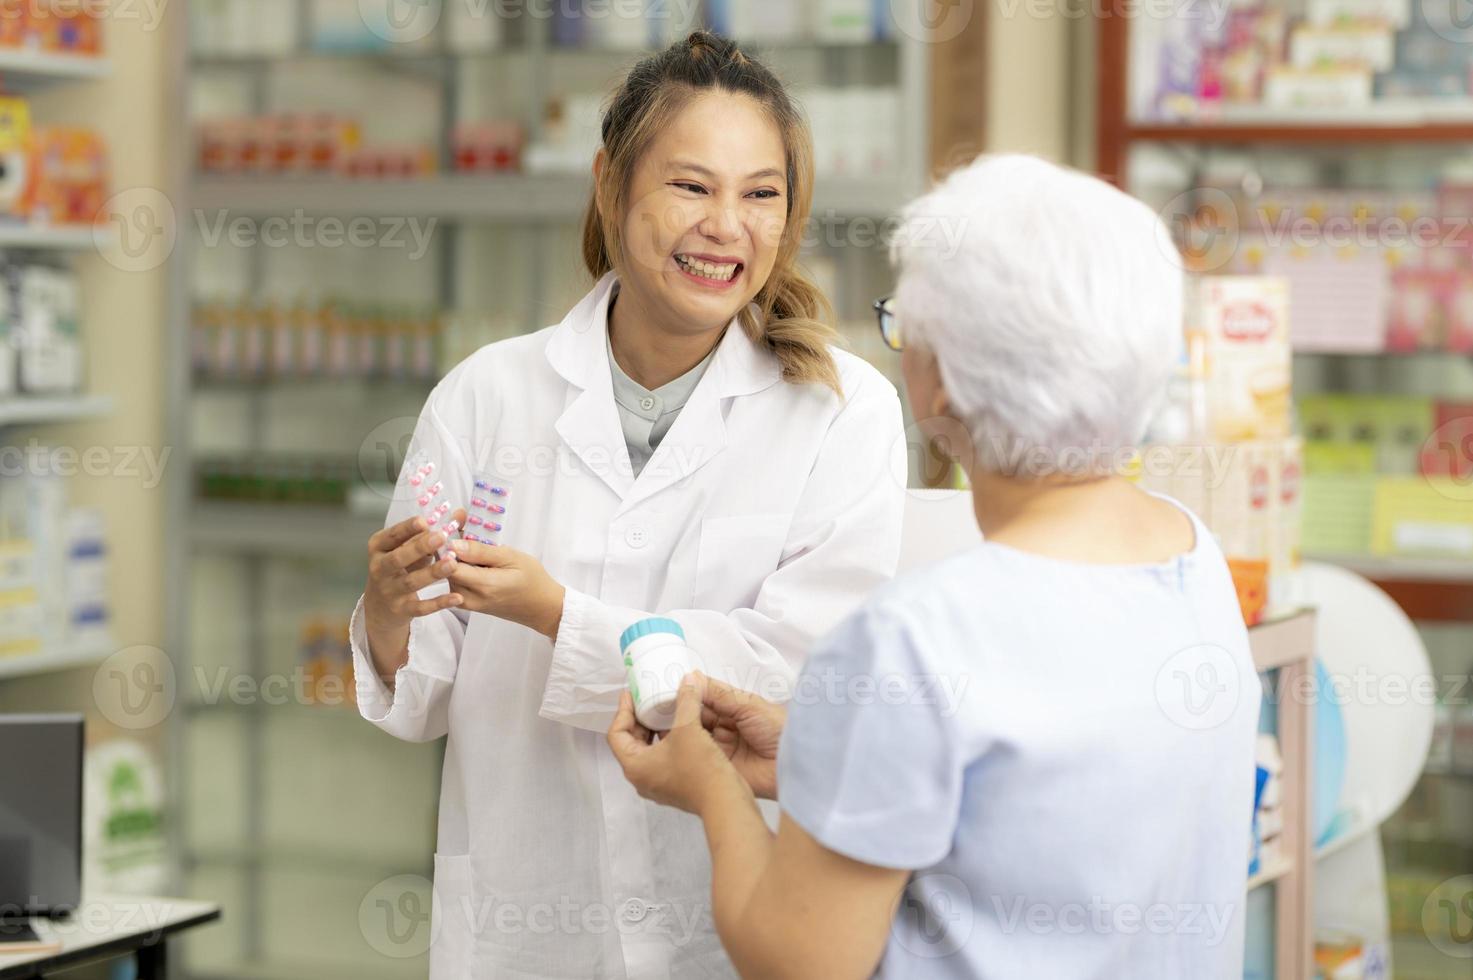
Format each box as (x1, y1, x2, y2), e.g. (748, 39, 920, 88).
(349, 272, 906, 979)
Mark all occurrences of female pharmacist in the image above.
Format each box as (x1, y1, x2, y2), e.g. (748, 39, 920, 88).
(610, 155, 1265, 979)
(349, 31, 904, 980)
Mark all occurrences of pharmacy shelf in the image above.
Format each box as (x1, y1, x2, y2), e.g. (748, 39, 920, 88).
(0, 393, 112, 426)
(1309, 552, 1473, 584)
(0, 636, 116, 681)
(1248, 609, 1316, 672)
(1247, 856, 1294, 892)
(0, 48, 109, 87)
(0, 223, 104, 250)
(191, 174, 911, 220)
(191, 501, 384, 556)
(186, 843, 431, 879)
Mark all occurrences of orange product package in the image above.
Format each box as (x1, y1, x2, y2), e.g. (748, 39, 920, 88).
(24, 126, 109, 225)
(13, 0, 104, 54)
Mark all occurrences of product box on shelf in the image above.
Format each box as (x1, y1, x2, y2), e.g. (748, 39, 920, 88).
(1211, 440, 1275, 625)
(1263, 65, 1374, 108)
(0, 97, 30, 220)
(1185, 276, 1292, 442)
(0, 2, 103, 55)
(1371, 476, 1473, 557)
(1422, 401, 1473, 480)
(23, 127, 108, 226)
(14, 264, 83, 394)
(1289, 25, 1395, 72)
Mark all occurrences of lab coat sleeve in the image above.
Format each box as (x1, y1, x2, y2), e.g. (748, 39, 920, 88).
(539, 371, 907, 732)
(348, 392, 477, 743)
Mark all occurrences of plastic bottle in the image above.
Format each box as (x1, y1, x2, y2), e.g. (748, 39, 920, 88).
(619, 617, 701, 731)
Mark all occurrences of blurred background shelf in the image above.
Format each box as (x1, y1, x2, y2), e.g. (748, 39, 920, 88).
(0, 394, 112, 426)
(190, 174, 912, 219)
(0, 47, 109, 86)
(190, 502, 384, 555)
(0, 223, 106, 249)
(0, 636, 116, 680)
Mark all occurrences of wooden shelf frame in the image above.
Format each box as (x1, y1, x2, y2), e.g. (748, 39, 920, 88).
(1248, 609, 1317, 980)
(1094, 14, 1473, 180)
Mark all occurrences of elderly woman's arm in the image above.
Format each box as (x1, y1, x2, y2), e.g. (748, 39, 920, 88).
(608, 678, 909, 980)
(704, 781, 909, 980)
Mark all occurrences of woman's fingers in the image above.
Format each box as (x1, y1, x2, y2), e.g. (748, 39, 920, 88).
(450, 537, 515, 567)
(369, 516, 426, 555)
(389, 528, 449, 572)
(607, 690, 652, 761)
(408, 592, 463, 618)
(673, 673, 707, 729)
(402, 557, 457, 593)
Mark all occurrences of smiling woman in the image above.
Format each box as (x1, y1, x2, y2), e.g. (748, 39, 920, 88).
(351, 28, 906, 980)
(583, 30, 841, 394)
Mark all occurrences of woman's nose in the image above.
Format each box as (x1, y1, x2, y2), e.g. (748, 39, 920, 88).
(699, 199, 743, 243)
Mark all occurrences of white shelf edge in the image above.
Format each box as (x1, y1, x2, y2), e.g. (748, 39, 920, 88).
(1247, 855, 1294, 891)
(0, 48, 110, 83)
(0, 393, 112, 426)
(0, 636, 115, 680)
(0, 223, 104, 250)
(1247, 609, 1316, 673)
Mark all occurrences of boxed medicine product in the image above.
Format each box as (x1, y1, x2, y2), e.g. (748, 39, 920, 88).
(1185, 276, 1293, 443)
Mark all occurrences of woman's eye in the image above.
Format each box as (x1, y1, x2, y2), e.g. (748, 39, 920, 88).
(672, 182, 706, 194)
(748, 189, 780, 200)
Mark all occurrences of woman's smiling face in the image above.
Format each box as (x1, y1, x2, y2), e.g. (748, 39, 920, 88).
(616, 90, 789, 335)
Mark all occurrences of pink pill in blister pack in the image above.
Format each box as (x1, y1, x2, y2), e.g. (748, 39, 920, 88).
(462, 477, 511, 547)
(409, 461, 461, 562)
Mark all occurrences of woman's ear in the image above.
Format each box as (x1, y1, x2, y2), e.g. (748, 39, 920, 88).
(592, 147, 605, 183)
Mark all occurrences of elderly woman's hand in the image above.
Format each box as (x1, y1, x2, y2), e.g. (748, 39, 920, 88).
(699, 676, 786, 800)
(608, 673, 748, 815)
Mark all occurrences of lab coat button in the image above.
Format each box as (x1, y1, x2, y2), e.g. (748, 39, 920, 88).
(640, 396, 656, 411)
(621, 899, 647, 923)
(625, 525, 648, 549)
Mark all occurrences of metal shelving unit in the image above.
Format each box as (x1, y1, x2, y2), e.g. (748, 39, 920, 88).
(167, 6, 938, 978)
(0, 47, 116, 683)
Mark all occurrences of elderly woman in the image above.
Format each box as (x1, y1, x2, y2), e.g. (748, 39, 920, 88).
(608, 154, 1263, 979)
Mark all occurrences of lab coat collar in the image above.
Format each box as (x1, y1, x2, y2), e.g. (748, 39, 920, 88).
(545, 272, 784, 508)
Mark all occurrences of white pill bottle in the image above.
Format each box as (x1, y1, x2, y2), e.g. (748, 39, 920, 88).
(620, 617, 702, 731)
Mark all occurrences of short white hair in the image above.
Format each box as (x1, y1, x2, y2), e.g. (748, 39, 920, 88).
(892, 154, 1183, 477)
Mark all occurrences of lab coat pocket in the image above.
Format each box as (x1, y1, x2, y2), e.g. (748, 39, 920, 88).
(694, 514, 790, 612)
(430, 853, 474, 979)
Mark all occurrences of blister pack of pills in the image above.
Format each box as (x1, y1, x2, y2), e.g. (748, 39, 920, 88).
(407, 461, 461, 562)
(462, 478, 510, 545)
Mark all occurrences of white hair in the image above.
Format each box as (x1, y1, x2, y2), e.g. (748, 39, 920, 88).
(892, 154, 1183, 478)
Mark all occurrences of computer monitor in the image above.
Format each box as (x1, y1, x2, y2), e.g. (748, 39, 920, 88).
(0, 714, 83, 923)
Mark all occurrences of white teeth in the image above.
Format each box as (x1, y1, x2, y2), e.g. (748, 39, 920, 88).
(676, 254, 738, 282)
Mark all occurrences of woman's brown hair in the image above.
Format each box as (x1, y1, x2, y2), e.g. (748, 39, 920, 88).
(582, 30, 843, 396)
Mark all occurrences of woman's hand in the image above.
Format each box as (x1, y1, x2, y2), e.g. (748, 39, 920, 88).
(700, 677, 787, 801)
(363, 514, 465, 638)
(607, 673, 748, 816)
(446, 538, 566, 641)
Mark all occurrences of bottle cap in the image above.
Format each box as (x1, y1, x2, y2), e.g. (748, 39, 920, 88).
(619, 616, 685, 652)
